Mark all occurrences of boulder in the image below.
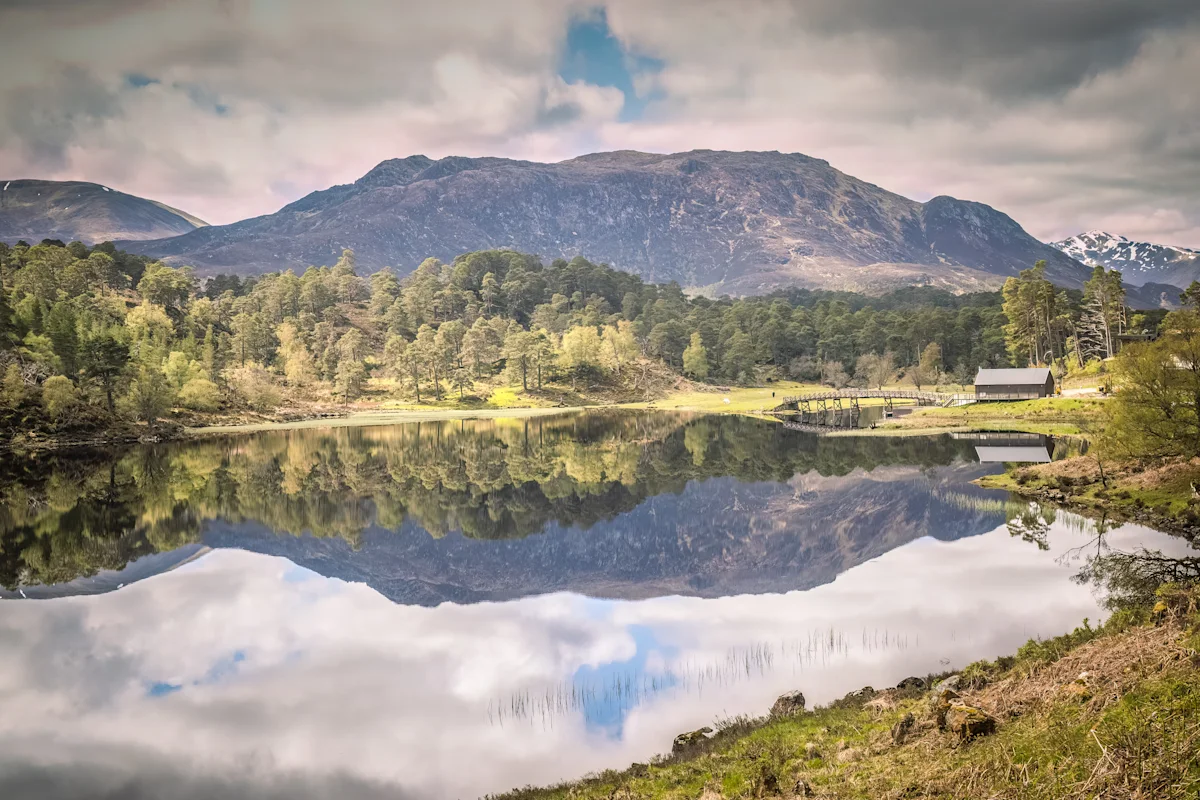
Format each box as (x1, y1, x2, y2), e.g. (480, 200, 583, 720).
(840, 686, 878, 707)
(933, 674, 962, 693)
(931, 687, 962, 730)
(891, 712, 916, 745)
(672, 726, 714, 753)
(770, 690, 807, 716)
(943, 704, 997, 741)
(896, 676, 927, 692)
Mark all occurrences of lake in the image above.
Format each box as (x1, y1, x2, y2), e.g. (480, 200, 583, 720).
(0, 411, 1192, 799)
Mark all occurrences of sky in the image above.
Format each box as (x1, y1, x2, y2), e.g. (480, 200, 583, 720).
(1, 0, 1198, 247)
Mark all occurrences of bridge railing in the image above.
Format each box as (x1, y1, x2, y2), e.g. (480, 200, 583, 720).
(779, 389, 947, 405)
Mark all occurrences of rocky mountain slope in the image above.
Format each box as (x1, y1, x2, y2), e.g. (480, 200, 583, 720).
(0, 179, 206, 244)
(1052, 230, 1200, 289)
(118, 150, 1089, 294)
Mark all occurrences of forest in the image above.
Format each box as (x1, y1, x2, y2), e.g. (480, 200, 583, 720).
(1, 237, 1148, 440)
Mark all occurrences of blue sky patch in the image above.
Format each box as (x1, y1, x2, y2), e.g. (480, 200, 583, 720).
(173, 81, 231, 116)
(124, 73, 159, 89)
(145, 650, 246, 698)
(558, 7, 664, 122)
(571, 624, 677, 738)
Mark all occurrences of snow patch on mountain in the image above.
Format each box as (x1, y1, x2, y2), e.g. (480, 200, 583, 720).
(1051, 230, 1200, 288)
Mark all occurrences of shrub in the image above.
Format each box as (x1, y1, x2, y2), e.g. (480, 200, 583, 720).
(1, 363, 25, 410)
(121, 367, 174, 423)
(225, 363, 281, 411)
(41, 375, 79, 420)
(178, 377, 221, 412)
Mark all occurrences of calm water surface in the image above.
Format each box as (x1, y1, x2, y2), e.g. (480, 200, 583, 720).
(0, 411, 1191, 799)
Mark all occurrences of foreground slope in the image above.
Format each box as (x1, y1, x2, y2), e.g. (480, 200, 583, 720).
(499, 584, 1200, 800)
(119, 150, 1089, 293)
(0, 179, 205, 244)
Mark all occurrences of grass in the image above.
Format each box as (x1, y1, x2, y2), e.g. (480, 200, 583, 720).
(493, 586, 1200, 800)
(868, 397, 1107, 437)
(187, 406, 574, 434)
(979, 454, 1200, 531)
(629, 381, 823, 414)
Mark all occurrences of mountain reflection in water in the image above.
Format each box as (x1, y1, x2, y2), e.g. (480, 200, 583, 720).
(4, 411, 1009, 601)
(3, 411, 1195, 799)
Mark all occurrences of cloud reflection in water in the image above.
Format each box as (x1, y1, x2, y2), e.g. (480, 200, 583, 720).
(0, 514, 1188, 799)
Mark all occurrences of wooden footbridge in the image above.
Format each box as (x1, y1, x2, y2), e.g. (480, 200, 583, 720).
(773, 389, 973, 414)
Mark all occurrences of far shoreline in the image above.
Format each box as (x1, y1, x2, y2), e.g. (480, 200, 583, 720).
(184, 405, 589, 435)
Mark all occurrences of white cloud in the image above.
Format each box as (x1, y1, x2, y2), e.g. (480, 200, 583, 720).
(1, 0, 1198, 246)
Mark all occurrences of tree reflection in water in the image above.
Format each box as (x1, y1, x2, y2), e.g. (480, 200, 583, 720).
(3, 411, 1000, 592)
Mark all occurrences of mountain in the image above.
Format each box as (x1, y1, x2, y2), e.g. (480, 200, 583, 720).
(0, 179, 206, 244)
(117, 150, 1089, 294)
(1051, 230, 1200, 289)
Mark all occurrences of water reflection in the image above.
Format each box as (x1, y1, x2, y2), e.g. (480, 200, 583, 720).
(1, 516, 1192, 800)
(4, 411, 1010, 600)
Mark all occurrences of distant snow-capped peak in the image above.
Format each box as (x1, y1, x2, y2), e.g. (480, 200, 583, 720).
(1051, 230, 1199, 280)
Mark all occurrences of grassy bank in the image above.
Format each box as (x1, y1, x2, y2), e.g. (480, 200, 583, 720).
(187, 406, 579, 435)
(179, 382, 821, 435)
(979, 455, 1200, 537)
(496, 586, 1200, 800)
(852, 397, 1106, 437)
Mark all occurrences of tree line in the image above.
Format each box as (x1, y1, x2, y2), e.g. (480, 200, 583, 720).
(0, 239, 1025, 432)
(4, 237, 1190, 433)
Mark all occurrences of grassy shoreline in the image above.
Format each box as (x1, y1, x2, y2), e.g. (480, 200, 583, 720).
(979, 458, 1200, 539)
(8, 380, 1101, 445)
(495, 586, 1200, 800)
(185, 405, 583, 435)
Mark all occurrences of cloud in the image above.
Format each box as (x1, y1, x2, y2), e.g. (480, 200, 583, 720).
(595, 1, 1200, 245)
(0, 0, 1197, 246)
(1, 519, 1190, 799)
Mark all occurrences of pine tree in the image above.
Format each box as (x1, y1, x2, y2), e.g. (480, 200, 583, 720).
(682, 332, 709, 380)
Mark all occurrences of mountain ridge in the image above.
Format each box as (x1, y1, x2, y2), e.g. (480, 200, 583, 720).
(1051, 230, 1200, 289)
(115, 149, 1090, 294)
(0, 179, 206, 244)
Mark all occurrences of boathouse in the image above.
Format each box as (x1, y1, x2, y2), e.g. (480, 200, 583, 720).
(973, 367, 1055, 400)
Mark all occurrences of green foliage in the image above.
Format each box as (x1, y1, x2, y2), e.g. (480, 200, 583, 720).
(162, 350, 204, 390)
(1002, 261, 1068, 367)
(1179, 280, 1200, 310)
(41, 375, 78, 421)
(225, 363, 281, 412)
(80, 334, 129, 413)
(1101, 310, 1200, 459)
(559, 325, 605, 388)
(136, 261, 194, 310)
(0, 239, 1088, 433)
(682, 331, 709, 379)
(178, 377, 221, 412)
(2, 363, 25, 410)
